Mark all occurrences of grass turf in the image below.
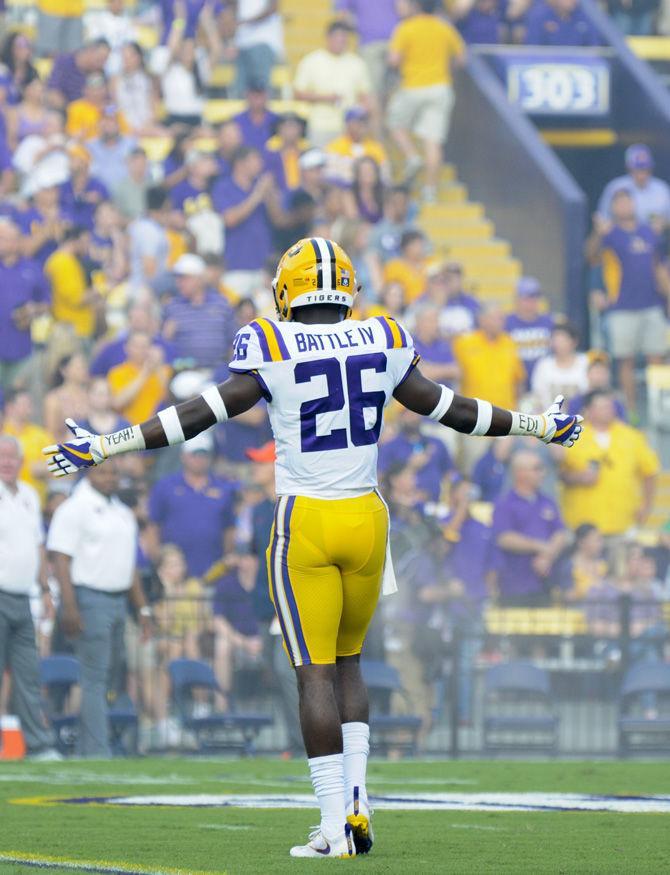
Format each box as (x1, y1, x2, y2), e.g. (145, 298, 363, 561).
(0, 759, 668, 874)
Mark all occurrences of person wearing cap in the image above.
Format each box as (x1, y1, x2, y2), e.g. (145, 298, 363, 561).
(504, 277, 555, 386)
(108, 330, 172, 425)
(325, 107, 389, 185)
(233, 1, 284, 98)
(597, 144, 670, 228)
(388, 0, 466, 202)
(293, 20, 372, 147)
(524, 0, 602, 46)
(212, 145, 284, 298)
(48, 459, 152, 757)
(233, 82, 280, 153)
(146, 431, 236, 578)
(265, 112, 309, 194)
(87, 105, 136, 192)
(162, 253, 237, 368)
(587, 187, 670, 412)
(59, 143, 109, 230)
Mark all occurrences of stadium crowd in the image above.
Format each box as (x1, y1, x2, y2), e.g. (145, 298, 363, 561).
(0, 0, 669, 756)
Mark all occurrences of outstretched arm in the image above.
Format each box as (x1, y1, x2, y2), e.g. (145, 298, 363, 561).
(43, 373, 263, 476)
(393, 367, 582, 446)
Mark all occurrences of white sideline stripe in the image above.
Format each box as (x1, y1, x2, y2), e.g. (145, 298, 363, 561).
(34, 792, 670, 813)
(0, 854, 164, 875)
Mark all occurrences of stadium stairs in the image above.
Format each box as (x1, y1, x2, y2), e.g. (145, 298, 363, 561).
(280, 0, 523, 305)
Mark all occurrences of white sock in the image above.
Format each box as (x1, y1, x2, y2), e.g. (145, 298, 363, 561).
(308, 753, 346, 839)
(342, 722, 370, 814)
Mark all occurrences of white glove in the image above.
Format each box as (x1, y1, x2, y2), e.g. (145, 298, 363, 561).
(42, 419, 107, 477)
(538, 395, 583, 448)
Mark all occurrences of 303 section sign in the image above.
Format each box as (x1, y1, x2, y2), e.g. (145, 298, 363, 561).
(507, 57, 610, 116)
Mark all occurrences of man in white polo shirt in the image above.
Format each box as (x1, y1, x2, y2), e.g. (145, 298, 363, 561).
(47, 458, 152, 758)
(0, 435, 57, 757)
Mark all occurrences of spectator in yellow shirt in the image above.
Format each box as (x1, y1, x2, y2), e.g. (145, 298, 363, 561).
(293, 20, 373, 146)
(382, 229, 429, 304)
(326, 106, 390, 185)
(1, 388, 53, 507)
(44, 226, 101, 343)
(388, 0, 466, 201)
(452, 303, 525, 409)
(108, 330, 172, 424)
(66, 76, 129, 142)
(560, 390, 659, 536)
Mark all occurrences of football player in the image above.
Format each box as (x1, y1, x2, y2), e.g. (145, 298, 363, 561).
(44, 238, 582, 859)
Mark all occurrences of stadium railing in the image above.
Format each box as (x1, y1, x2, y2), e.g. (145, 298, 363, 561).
(41, 594, 670, 758)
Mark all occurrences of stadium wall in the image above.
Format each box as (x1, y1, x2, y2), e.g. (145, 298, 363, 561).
(448, 56, 587, 324)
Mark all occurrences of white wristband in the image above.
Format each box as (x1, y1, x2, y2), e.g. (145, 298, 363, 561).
(158, 406, 185, 445)
(471, 399, 493, 436)
(201, 385, 229, 423)
(510, 411, 545, 438)
(427, 384, 454, 421)
(100, 424, 146, 459)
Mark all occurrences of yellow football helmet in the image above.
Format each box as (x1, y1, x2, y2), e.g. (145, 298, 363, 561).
(272, 237, 359, 321)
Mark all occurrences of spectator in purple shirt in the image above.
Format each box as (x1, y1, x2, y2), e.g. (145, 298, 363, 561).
(586, 188, 670, 412)
(59, 146, 109, 231)
(524, 0, 602, 46)
(213, 119, 243, 180)
(233, 83, 279, 154)
(162, 253, 237, 369)
(454, 0, 505, 44)
(0, 218, 49, 390)
(17, 179, 73, 266)
(412, 303, 459, 384)
(378, 408, 453, 502)
(212, 145, 283, 297)
(47, 39, 110, 107)
(89, 303, 176, 377)
(492, 450, 568, 606)
(335, 0, 398, 101)
(168, 150, 218, 212)
(504, 277, 554, 386)
(147, 430, 237, 578)
(567, 356, 627, 421)
(423, 261, 481, 337)
(212, 554, 263, 704)
(472, 436, 514, 502)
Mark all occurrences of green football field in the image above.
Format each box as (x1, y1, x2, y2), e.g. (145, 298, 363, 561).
(0, 758, 669, 875)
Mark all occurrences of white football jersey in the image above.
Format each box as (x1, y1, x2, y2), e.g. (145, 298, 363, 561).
(229, 315, 419, 498)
